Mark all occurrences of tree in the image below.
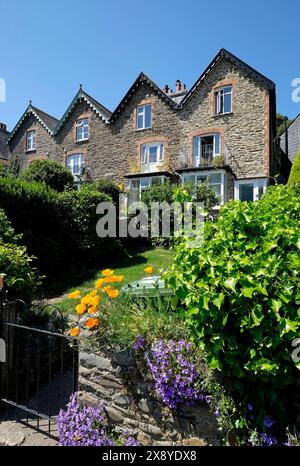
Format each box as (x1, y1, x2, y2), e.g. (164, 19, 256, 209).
(288, 149, 300, 186)
(21, 159, 74, 192)
(276, 113, 294, 137)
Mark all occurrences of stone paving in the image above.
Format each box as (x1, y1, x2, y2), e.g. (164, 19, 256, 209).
(0, 419, 58, 446)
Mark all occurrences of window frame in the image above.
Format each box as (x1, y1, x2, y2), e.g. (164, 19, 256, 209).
(193, 133, 220, 166)
(234, 178, 268, 202)
(181, 169, 225, 205)
(26, 130, 36, 152)
(129, 175, 167, 201)
(214, 86, 232, 115)
(140, 142, 164, 168)
(75, 118, 89, 142)
(136, 104, 152, 130)
(66, 153, 85, 176)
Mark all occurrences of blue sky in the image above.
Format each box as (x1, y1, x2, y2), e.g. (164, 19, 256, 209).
(0, 0, 299, 130)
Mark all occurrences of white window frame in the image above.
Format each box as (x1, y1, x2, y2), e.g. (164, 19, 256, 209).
(181, 169, 225, 205)
(129, 175, 167, 201)
(136, 104, 152, 130)
(193, 133, 220, 166)
(66, 153, 84, 176)
(76, 118, 89, 141)
(26, 130, 36, 151)
(214, 86, 232, 115)
(140, 142, 164, 172)
(234, 178, 268, 202)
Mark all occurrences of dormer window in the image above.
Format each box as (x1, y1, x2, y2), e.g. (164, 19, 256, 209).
(76, 118, 89, 141)
(214, 86, 232, 115)
(26, 130, 36, 151)
(137, 104, 151, 130)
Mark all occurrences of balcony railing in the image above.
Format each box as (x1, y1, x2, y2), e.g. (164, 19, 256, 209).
(194, 145, 224, 167)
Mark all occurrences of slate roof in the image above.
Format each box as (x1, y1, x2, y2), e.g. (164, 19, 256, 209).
(8, 103, 59, 142)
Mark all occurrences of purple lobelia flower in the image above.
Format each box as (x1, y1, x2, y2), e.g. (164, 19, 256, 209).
(146, 339, 205, 410)
(133, 335, 146, 351)
(263, 416, 275, 429)
(260, 432, 278, 446)
(57, 394, 139, 446)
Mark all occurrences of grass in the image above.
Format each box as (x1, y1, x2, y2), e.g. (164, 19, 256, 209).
(54, 247, 174, 314)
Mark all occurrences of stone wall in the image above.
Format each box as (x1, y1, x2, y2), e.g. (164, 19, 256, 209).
(78, 349, 221, 446)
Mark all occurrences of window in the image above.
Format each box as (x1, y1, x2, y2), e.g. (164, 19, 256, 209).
(26, 130, 36, 151)
(76, 118, 89, 141)
(129, 175, 166, 201)
(193, 133, 220, 166)
(140, 142, 164, 171)
(214, 86, 232, 115)
(234, 179, 267, 202)
(182, 170, 224, 202)
(66, 154, 84, 176)
(137, 104, 152, 130)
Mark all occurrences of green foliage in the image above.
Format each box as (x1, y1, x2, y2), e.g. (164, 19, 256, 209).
(81, 179, 121, 204)
(98, 294, 189, 348)
(0, 208, 20, 244)
(141, 180, 174, 205)
(21, 159, 74, 192)
(0, 176, 126, 280)
(0, 243, 40, 302)
(276, 113, 294, 137)
(288, 149, 300, 186)
(166, 185, 300, 429)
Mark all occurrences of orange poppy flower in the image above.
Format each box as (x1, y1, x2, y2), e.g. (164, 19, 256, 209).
(91, 290, 98, 297)
(70, 327, 80, 337)
(95, 278, 105, 289)
(85, 317, 100, 329)
(89, 306, 98, 314)
(103, 286, 119, 299)
(69, 290, 81, 299)
(102, 269, 114, 277)
(76, 303, 86, 314)
(144, 266, 154, 275)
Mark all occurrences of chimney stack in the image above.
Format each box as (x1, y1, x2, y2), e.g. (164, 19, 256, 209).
(0, 122, 7, 132)
(176, 80, 181, 92)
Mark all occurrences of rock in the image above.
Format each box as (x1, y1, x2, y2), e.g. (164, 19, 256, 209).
(77, 390, 100, 407)
(181, 437, 207, 446)
(112, 393, 132, 406)
(153, 440, 173, 446)
(0, 422, 25, 446)
(80, 352, 113, 371)
(105, 406, 124, 423)
(112, 350, 135, 367)
(138, 398, 154, 414)
(145, 424, 163, 438)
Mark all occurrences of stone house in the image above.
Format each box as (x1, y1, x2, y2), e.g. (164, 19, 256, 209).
(7, 48, 283, 204)
(280, 112, 300, 164)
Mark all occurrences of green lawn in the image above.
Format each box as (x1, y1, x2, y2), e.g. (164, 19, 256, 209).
(55, 247, 174, 314)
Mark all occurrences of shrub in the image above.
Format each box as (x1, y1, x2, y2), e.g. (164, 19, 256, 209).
(288, 149, 300, 186)
(81, 179, 121, 204)
(0, 177, 126, 279)
(166, 185, 300, 430)
(0, 243, 40, 302)
(0, 208, 20, 244)
(21, 159, 74, 192)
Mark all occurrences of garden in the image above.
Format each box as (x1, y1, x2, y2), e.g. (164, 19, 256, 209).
(0, 154, 300, 446)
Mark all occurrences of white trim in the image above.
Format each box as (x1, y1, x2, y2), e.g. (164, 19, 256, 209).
(136, 104, 152, 130)
(181, 169, 225, 205)
(234, 178, 268, 202)
(140, 142, 164, 173)
(129, 175, 167, 201)
(214, 85, 232, 115)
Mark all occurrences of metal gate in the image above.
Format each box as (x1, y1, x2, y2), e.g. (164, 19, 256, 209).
(0, 299, 78, 437)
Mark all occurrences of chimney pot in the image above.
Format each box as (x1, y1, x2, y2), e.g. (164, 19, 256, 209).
(176, 80, 181, 92)
(182, 83, 187, 93)
(163, 84, 169, 93)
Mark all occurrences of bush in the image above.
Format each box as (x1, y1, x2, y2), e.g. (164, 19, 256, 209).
(0, 243, 40, 302)
(0, 176, 126, 279)
(166, 185, 300, 431)
(288, 149, 300, 186)
(21, 159, 74, 192)
(81, 179, 121, 204)
(0, 208, 20, 244)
